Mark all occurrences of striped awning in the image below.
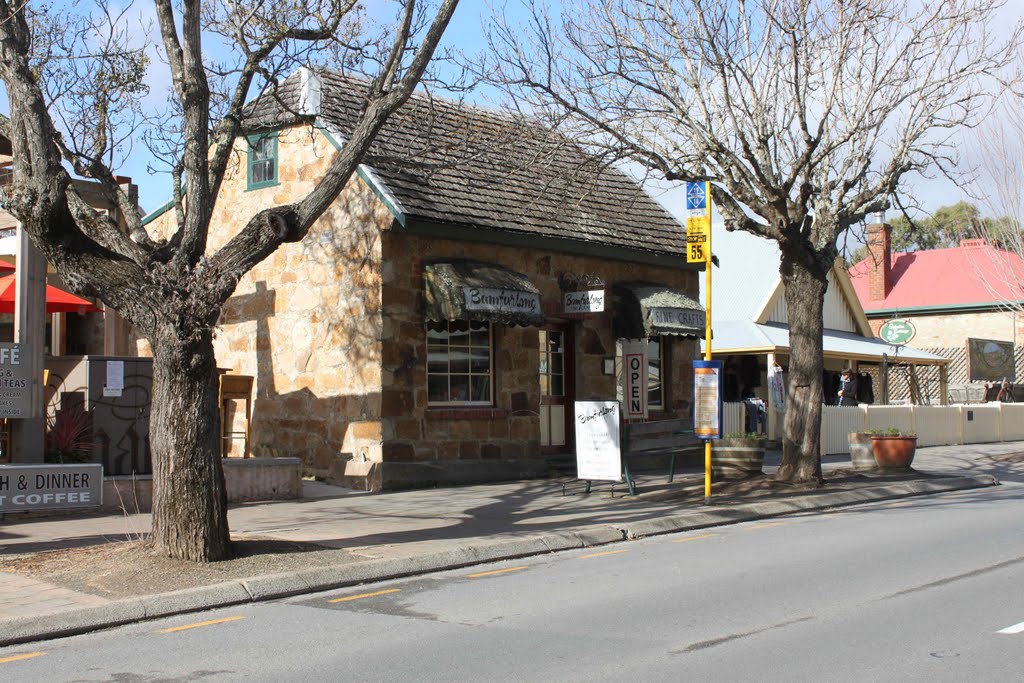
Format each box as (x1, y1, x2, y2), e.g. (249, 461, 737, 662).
(423, 260, 546, 327)
(613, 281, 705, 339)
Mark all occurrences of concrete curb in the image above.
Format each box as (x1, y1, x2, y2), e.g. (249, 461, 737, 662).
(0, 474, 997, 647)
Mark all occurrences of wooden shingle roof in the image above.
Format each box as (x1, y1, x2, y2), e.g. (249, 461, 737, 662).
(243, 70, 687, 259)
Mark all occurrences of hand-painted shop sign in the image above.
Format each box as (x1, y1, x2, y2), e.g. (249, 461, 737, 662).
(563, 289, 605, 314)
(463, 287, 541, 316)
(574, 400, 621, 482)
(0, 343, 32, 418)
(879, 318, 916, 345)
(0, 464, 103, 513)
(649, 307, 705, 330)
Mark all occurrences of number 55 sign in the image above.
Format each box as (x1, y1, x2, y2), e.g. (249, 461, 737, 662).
(685, 181, 711, 264)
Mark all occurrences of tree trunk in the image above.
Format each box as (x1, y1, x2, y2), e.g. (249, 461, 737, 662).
(148, 326, 230, 561)
(775, 247, 829, 484)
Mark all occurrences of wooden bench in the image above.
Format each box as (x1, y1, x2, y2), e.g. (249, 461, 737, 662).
(620, 417, 702, 495)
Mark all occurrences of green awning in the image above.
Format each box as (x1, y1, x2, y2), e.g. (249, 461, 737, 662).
(613, 281, 705, 338)
(424, 260, 546, 327)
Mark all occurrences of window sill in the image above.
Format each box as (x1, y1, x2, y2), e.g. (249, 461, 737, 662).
(246, 181, 280, 192)
(426, 407, 509, 420)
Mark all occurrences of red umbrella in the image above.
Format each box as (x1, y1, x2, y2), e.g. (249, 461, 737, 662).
(0, 273, 102, 314)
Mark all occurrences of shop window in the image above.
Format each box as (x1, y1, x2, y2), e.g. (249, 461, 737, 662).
(647, 337, 664, 410)
(427, 320, 493, 405)
(247, 133, 278, 190)
(614, 337, 666, 411)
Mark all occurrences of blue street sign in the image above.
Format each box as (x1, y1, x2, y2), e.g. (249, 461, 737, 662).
(686, 182, 706, 211)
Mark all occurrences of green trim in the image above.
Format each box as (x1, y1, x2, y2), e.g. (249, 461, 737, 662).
(866, 300, 1024, 316)
(315, 119, 344, 151)
(246, 132, 280, 191)
(141, 197, 176, 227)
(356, 166, 407, 227)
(401, 217, 698, 270)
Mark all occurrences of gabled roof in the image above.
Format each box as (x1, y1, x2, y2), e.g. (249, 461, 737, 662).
(849, 240, 1024, 312)
(703, 223, 872, 335)
(242, 69, 689, 261)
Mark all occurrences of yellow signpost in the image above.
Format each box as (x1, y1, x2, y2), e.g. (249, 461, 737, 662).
(685, 181, 714, 500)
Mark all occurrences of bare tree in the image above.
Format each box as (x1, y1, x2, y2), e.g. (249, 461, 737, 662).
(969, 96, 1024, 308)
(480, 0, 1020, 483)
(0, 0, 459, 561)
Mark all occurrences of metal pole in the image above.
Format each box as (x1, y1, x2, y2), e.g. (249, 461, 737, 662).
(11, 225, 46, 462)
(704, 181, 713, 502)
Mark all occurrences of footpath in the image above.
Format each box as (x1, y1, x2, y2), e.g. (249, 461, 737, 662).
(1, 441, 1022, 646)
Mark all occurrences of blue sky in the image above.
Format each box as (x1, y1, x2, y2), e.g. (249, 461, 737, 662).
(3, 0, 1022, 228)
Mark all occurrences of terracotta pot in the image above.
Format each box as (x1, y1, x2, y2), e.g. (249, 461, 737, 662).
(712, 439, 765, 478)
(871, 435, 917, 471)
(847, 432, 876, 471)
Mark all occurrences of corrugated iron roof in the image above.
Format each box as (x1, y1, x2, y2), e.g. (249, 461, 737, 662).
(849, 241, 1024, 311)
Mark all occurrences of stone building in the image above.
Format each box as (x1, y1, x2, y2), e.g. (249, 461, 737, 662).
(849, 222, 1024, 401)
(141, 69, 705, 490)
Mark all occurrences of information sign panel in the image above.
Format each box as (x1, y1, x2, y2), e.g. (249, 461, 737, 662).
(693, 360, 723, 439)
(574, 401, 622, 482)
(0, 464, 103, 513)
(0, 343, 32, 418)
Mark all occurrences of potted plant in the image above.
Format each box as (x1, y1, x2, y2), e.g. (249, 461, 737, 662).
(712, 432, 766, 478)
(847, 431, 877, 471)
(870, 427, 917, 471)
(44, 405, 95, 464)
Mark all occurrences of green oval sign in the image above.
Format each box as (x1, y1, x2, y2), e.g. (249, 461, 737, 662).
(879, 318, 916, 345)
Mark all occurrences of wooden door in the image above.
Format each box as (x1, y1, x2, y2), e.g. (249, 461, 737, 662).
(540, 325, 574, 451)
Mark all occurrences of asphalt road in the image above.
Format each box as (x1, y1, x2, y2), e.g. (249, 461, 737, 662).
(3, 483, 1023, 682)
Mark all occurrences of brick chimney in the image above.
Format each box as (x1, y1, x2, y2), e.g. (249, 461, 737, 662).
(866, 222, 892, 301)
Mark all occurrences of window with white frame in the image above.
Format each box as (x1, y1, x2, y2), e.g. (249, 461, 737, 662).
(615, 336, 665, 411)
(427, 320, 493, 405)
(646, 337, 665, 409)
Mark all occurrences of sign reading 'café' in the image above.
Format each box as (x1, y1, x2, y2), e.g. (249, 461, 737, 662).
(463, 287, 541, 315)
(0, 343, 32, 418)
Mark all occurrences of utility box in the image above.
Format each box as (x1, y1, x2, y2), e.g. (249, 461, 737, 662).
(45, 355, 153, 476)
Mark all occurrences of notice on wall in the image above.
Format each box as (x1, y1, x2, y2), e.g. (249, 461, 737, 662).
(104, 360, 124, 398)
(0, 464, 103, 513)
(0, 343, 31, 418)
(563, 289, 605, 314)
(621, 341, 648, 420)
(574, 400, 621, 482)
(693, 360, 723, 439)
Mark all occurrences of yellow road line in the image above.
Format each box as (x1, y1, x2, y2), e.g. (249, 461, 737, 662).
(0, 652, 45, 664)
(579, 549, 628, 559)
(158, 616, 244, 634)
(747, 521, 788, 530)
(672, 533, 720, 543)
(466, 566, 528, 579)
(328, 588, 401, 603)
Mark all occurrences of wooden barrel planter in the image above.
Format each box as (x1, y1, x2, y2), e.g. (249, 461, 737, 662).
(871, 435, 917, 471)
(712, 438, 765, 478)
(847, 432, 877, 471)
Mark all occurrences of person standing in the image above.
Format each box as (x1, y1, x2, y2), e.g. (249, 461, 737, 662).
(838, 368, 858, 407)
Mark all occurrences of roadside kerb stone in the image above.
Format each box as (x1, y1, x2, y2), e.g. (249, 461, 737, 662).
(0, 599, 147, 646)
(0, 473, 998, 647)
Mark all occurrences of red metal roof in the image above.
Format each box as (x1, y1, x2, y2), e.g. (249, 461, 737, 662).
(849, 241, 1024, 311)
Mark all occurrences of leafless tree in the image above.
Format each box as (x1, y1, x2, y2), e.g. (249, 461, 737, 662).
(0, 0, 459, 561)
(480, 0, 1020, 483)
(969, 95, 1024, 310)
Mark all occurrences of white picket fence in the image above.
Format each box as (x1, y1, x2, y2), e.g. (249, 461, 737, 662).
(724, 401, 1024, 454)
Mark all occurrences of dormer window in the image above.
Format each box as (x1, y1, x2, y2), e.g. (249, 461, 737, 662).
(247, 133, 278, 190)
